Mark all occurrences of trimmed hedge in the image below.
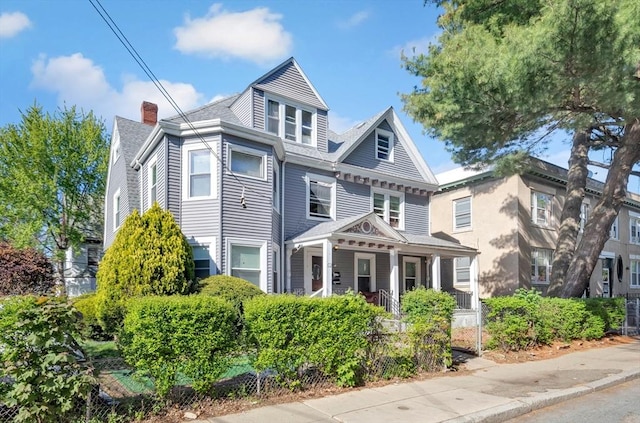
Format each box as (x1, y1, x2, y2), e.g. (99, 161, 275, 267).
(583, 297, 626, 332)
(71, 293, 110, 341)
(198, 275, 265, 309)
(244, 293, 382, 387)
(119, 295, 238, 397)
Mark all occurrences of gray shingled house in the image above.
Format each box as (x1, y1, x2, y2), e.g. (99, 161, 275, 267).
(103, 58, 477, 310)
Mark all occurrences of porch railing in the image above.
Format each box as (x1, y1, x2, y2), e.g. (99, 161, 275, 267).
(378, 289, 402, 320)
(445, 289, 473, 310)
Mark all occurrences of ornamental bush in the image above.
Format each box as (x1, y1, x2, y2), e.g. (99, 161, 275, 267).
(119, 295, 238, 397)
(71, 293, 109, 341)
(0, 242, 55, 296)
(198, 275, 265, 309)
(539, 298, 604, 342)
(95, 204, 195, 335)
(244, 293, 382, 388)
(583, 297, 626, 332)
(483, 295, 548, 351)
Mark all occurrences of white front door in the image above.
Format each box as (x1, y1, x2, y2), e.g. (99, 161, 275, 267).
(354, 253, 376, 293)
(403, 257, 421, 293)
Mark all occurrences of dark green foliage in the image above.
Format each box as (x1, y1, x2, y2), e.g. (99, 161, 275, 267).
(0, 296, 96, 423)
(119, 295, 238, 397)
(484, 295, 547, 351)
(401, 287, 456, 323)
(539, 298, 604, 341)
(95, 204, 195, 335)
(0, 242, 55, 296)
(583, 297, 626, 332)
(244, 293, 382, 388)
(198, 274, 265, 309)
(71, 293, 110, 341)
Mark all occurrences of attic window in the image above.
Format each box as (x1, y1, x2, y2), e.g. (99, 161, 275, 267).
(375, 128, 394, 162)
(265, 97, 315, 146)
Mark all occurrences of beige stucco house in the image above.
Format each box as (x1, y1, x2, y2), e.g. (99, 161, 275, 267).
(430, 158, 640, 299)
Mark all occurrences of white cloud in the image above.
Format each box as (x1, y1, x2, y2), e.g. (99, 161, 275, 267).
(174, 4, 292, 65)
(30, 53, 204, 122)
(328, 111, 360, 134)
(392, 34, 440, 59)
(337, 10, 370, 29)
(0, 11, 32, 39)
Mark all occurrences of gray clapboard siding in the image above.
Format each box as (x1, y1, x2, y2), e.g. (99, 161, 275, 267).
(336, 179, 370, 219)
(230, 89, 252, 127)
(375, 252, 391, 292)
(254, 61, 326, 110)
(317, 109, 328, 153)
(140, 140, 166, 211)
(290, 249, 304, 292)
(252, 89, 265, 131)
(167, 135, 182, 225)
(343, 120, 423, 180)
(404, 193, 429, 235)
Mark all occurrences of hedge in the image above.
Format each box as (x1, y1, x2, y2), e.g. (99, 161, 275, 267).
(198, 275, 265, 309)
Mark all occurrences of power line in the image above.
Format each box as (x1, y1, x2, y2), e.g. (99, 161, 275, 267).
(89, 0, 270, 204)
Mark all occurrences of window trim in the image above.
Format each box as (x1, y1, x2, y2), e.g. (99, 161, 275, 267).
(273, 244, 281, 293)
(182, 143, 217, 201)
(305, 173, 336, 221)
(264, 95, 317, 146)
(375, 128, 394, 162)
(354, 252, 376, 293)
(453, 196, 472, 232)
(226, 238, 267, 292)
(454, 256, 471, 287)
(630, 255, 640, 289)
(111, 134, 121, 165)
(531, 191, 553, 227)
(113, 188, 121, 231)
(228, 144, 267, 181)
(630, 213, 640, 245)
(531, 247, 553, 284)
(610, 216, 619, 240)
(402, 256, 421, 292)
(189, 237, 216, 280)
(147, 156, 158, 209)
(371, 188, 405, 230)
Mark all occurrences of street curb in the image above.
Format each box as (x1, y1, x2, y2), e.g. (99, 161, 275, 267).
(443, 369, 640, 423)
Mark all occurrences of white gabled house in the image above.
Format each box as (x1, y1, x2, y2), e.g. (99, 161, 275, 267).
(103, 58, 478, 311)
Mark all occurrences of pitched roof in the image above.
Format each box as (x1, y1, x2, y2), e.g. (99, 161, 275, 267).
(165, 95, 242, 124)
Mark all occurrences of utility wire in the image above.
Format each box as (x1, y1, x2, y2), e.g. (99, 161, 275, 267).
(89, 0, 270, 203)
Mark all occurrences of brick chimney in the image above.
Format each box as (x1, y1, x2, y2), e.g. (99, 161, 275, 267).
(141, 101, 158, 126)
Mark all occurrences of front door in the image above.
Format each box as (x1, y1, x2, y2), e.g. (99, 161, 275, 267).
(311, 255, 323, 292)
(602, 267, 610, 297)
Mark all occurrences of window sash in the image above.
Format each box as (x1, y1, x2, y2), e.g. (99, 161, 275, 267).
(231, 245, 261, 286)
(531, 192, 552, 226)
(373, 193, 385, 219)
(231, 150, 264, 178)
(372, 191, 403, 228)
(376, 134, 390, 160)
(267, 100, 279, 134)
(301, 110, 312, 145)
(455, 256, 471, 284)
(284, 105, 297, 141)
(531, 248, 552, 283)
(192, 246, 210, 279)
(454, 197, 471, 229)
(631, 218, 640, 244)
(631, 260, 640, 287)
(114, 193, 121, 229)
(309, 180, 332, 218)
(149, 163, 157, 204)
(189, 150, 211, 197)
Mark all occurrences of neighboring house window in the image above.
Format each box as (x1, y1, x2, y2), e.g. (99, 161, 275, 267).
(531, 248, 553, 284)
(265, 97, 315, 145)
(183, 144, 216, 200)
(306, 174, 335, 220)
(579, 203, 589, 233)
(355, 253, 376, 293)
(193, 246, 210, 279)
(375, 128, 394, 161)
(630, 213, 640, 245)
(531, 191, 552, 226)
(228, 240, 265, 289)
(610, 216, 619, 240)
(454, 256, 471, 286)
(372, 190, 404, 229)
(453, 196, 472, 231)
(230, 146, 265, 179)
(148, 159, 157, 206)
(87, 247, 99, 272)
(113, 189, 121, 230)
(631, 257, 640, 288)
(403, 257, 420, 292)
(273, 161, 280, 212)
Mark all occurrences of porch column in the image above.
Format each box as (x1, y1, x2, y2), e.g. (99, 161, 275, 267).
(322, 239, 333, 297)
(286, 245, 294, 293)
(431, 254, 441, 291)
(470, 254, 479, 309)
(389, 248, 399, 305)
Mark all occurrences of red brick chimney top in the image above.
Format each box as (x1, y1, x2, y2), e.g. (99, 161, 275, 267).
(141, 101, 158, 126)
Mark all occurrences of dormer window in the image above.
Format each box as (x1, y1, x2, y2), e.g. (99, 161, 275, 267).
(375, 128, 394, 162)
(266, 97, 315, 146)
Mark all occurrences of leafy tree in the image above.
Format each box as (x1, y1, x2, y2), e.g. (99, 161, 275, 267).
(0, 104, 109, 292)
(0, 242, 55, 296)
(95, 203, 195, 334)
(403, 0, 640, 297)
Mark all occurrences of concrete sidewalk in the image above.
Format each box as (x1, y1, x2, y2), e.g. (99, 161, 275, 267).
(193, 341, 640, 423)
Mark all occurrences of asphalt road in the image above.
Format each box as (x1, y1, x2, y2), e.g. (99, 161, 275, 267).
(506, 378, 640, 423)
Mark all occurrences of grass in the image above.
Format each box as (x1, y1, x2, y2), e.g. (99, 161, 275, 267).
(80, 339, 120, 359)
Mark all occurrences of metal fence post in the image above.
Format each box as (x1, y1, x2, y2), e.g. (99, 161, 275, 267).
(476, 301, 483, 356)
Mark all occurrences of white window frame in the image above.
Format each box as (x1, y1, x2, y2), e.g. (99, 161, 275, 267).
(454, 256, 471, 286)
(453, 196, 472, 231)
(305, 173, 336, 221)
(147, 156, 158, 209)
(402, 256, 421, 292)
(113, 189, 121, 231)
(354, 252, 376, 293)
(531, 191, 553, 227)
(228, 145, 266, 181)
(182, 143, 217, 201)
(273, 160, 280, 212)
(579, 202, 589, 233)
(226, 238, 267, 292)
(375, 128, 394, 162)
(610, 216, 619, 240)
(630, 213, 640, 245)
(371, 188, 404, 230)
(273, 244, 281, 293)
(630, 255, 640, 289)
(264, 95, 317, 146)
(189, 237, 216, 280)
(531, 248, 553, 284)
(111, 133, 121, 164)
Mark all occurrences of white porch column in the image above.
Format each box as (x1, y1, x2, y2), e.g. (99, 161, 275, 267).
(389, 248, 399, 305)
(286, 245, 294, 293)
(322, 239, 333, 297)
(432, 254, 441, 291)
(470, 254, 479, 309)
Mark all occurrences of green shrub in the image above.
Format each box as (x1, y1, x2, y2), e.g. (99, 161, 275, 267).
(539, 298, 604, 342)
(198, 275, 265, 309)
(0, 297, 95, 423)
(401, 287, 456, 323)
(72, 293, 110, 341)
(244, 292, 382, 388)
(483, 295, 548, 351)
(95, 204, 196, 335)
(583, 297, 626, 332)
(119, 295, 238, 397)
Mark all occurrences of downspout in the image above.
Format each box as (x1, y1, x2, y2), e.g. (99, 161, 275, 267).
(281, 159, 286, 293)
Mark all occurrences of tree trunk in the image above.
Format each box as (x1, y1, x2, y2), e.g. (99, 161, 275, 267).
(562, 118, 640, 297)
(547, 130, 590, 297)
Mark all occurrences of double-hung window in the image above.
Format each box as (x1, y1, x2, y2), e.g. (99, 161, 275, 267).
(375, 129, 394, 161)
(631, 257, 640, 288)
(610, 216, 619, 240)
(266, 98, 315, 145)
(230, 147, 265, 180)
(355, 253, 376, 293)
(193, 246, 211, 279)
(531, 191, 553, 226)
(148, 159, 157, 206)
(228, 239, 265, 290)
(454, 256, 471, 286)
(453, 197, 471, 231)
(307, 174, 335, 220)
(183, 144, 216, 200)
(372, 190, 404, 229)
(630, 213, 640, 244)
(531, 248, 553, 284)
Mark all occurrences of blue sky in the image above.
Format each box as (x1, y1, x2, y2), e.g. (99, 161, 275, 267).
(0, 0, 635, 189)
